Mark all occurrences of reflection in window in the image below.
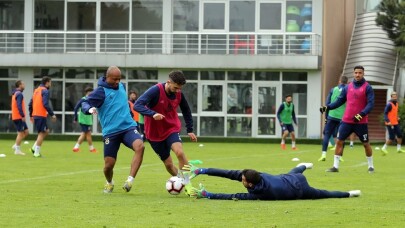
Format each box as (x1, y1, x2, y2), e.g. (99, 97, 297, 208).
(204, 3, 225, 30)
(34, 81, 63, 111)
(101, 2, 129, 31)
(48, 114, 62, 133)
(255, 72, 280, 81)
(34, 68, 63, 78)
(65, 114, 83, 133)
(180, 83, 197, 113)
(202, 85, 222, 112)
(173, 0, 199, 31)
(282, 84, 307, 115)
(183, 71, 198, 80)
(132, 0, 162, 31)
(35, 0, 64, 30)
(201, 71, 225, 80)
(65, 69, 95, 79)
(297, 117, 307, 138)
(200, 117, 224, 136)
(0, 1, 24, 30)
(229, 1, 255, 32)
(257, 117, 276, 135)
(283, 72, 307, 81)
(128, 82, 157, 97)
(365, 0, 381, 12)
(228, 71, 253, 81)
(0, 68, 18, 78)
(227, 117, 251, 137)
(258, 87, 277, 114)
(260, 3, 281, 30)
(65, 82, 94, 111)
(227, 83, 252, 114)
(67, 2, 96, 30)
(0, 81, 15, 110)
(128, 69, 158, 80)
(178, 116, 197, 136)
(0, 114, 14, 132)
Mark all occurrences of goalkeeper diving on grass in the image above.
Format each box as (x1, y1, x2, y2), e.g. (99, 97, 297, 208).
(182, 163, 361, 200)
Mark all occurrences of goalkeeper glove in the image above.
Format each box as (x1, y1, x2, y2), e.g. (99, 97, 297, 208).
(353, 113, 363, 122)
(320, 106, 327, 114)
(190, 183, 209, 199)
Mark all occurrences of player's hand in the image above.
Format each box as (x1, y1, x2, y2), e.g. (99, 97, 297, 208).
(30, 117, 33, 123)
(21, 117, 26, 122)
(324, 118, 327, 124)
(320, 106, 327, 114)
(190, 183, 208, 199)
(153, 113, 165, 120)
(353, 114, 362, 122)
(386, 122, 391, 126)
(51, 115, 57, 122)
(188, 132, 197, 142)
(89, 107, 97, 115)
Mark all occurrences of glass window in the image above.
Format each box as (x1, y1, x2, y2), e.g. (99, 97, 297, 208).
(202, 85, 222, 112)
(33, 81, 63, 112)
(257, 117, 276, 135)
(297, 117, 307, 137)
(260, 3, 281, 30)
(65, 69, 95, 79)
(258, 87, 277, 115)
(34, 68, 63, 78)
(0, 114, 14, 132)
(229, 1, 255, 32)
(200, 116, 224, 136)
(65, 82, 94, 111)
(282, 84, 307, 115)
(183, 71, 198, 80)
(132, 0, 162, 31)
(255, 71, 280, 81)
(286, 1, 312, 32)
(227, 83, 252, 114)
(178, 116, 197, 135)
(201, 71, 225, 80)
(228, 71, 252, 81)
(128, 69, 158, 80)
(283, 72, 307, 81)
(101, 2, 129, 31)
(0, 68, 17, 78)
(48, 114, 62, 133)
(227, 117, 251, 137)
(173, 0, 199, 31)
(204, 3, 225, 30)
(34, 0, 64, 30)
(67, 2, 96, 31)
(0, 0, 24, 30)
(127, 82, 157, 97)
(65, 114, 83, 133)
(179, 82, 197, 113)
(0, 80, 16, 111)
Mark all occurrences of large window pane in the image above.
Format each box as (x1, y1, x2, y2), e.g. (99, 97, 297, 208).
(179, 116, 197, 136)
(257, 117, 276, 135)
(283, 72, 307, 81)
(127, 82, 157, 97)
(0, 81, 15, 110)
(34, 68, 63, 79)
(132, 0, 162, 31)
(173, 0, 199, 31)
(260, 3, 281, 30)
(179, 82, 197, 113)
(35, 0, 64, 30)
(227, 83, 252, 114)
(0, 1, 24, 30)
(201, 71, 225, 80)
(67, 2, 96, 31)
(65, 114, 82, 133)
(229, 1, 254, 32)
(228, 71, 252, 81)
(101, 2, 129, 31)
(33, 81, 63, 112)
(255, 71, 280, 81)
(282, 84, 307, 115)
(65, 82, 94, 111)
(227, 117, 251, 137)
(204, 3, 224, 30)
(128, 69, 158, 80)
(65, 69, 95, 79)
(200, 117, 224, 136)
(48, 114, 62, 133)
(202, 85, 222, 112)
(0, 68, 17, 78)
(0, 114, 14, 132)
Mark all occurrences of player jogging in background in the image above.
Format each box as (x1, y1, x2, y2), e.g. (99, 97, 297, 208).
(28, 76, 57, 158)
(134, 70, 201, 195)
(320, 65, 375, 173)
(381, 91, 405, 154)
(11, 80, 29, 155)
(81, 66, 145, 194)
(72, 87, 96, 153)
(319, 75, 348, 161)
(277, 95, 298, 150)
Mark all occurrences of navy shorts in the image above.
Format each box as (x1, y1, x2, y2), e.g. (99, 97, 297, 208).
(13, 119, 28, 132)
(281, 124, 294, 133)
(80, 124, 92, 132)
(103, 127, 143, 159)
(323, 119, 341, 138)
(33, 117, 48, 133)
(386, 125, 403, 140)
(337, 122, 369, 142)
(149, 132, 182, 161)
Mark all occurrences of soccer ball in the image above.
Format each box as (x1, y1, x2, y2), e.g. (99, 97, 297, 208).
(165, 176, 185, 195)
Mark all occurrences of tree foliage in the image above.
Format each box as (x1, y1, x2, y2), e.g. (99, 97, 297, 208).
(376, 0, 405, 58)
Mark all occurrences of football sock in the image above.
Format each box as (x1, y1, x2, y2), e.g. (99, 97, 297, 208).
(322, 151, 326, 155)
(34, 146, 41, 155)
(366, 156, 373, 168)
(74, 143, 80, 149)
(397, 144, 401, 151)
(292, 141, 296, 147)
(281, 139, 285, 144)
(350, 141, 354, 146)
(333, 155, 341, 168)
(382, 144, 387, 150)
(15, 145, 21, 152)
(127, 176, 134, 183)
(89, 145, 94, 150)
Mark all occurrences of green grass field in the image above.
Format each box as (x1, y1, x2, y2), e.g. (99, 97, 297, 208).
(1, 139, 405, 227)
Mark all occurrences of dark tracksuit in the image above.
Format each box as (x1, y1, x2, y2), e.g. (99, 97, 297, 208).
(203, 166, 350, 200)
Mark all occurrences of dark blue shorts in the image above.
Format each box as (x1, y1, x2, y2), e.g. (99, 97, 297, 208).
(337, 122, 369, 142)
(281, 124, 294, 133)
(103, 127, 143, 159)
(33, 117, 48, 133)
(386, 125, 403, 140)
(149, 132, 182, 161)
(323, 119, 341, 138)
(13, 119, 28, 132)
(80, 124, 92, 132)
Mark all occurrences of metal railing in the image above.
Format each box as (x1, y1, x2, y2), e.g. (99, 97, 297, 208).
(0, 31, 322, 55)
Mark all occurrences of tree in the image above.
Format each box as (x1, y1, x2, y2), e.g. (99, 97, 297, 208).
(375, 0, 405, 58)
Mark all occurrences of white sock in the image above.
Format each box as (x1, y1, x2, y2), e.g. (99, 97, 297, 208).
(127, 176, 134, 183)
(292, 141, 296, 147)
(366, 156, 374, 168)
(322, 151, 326, 155)
(107, 180, 114, 185)
(89, 145, 94, 150)
(34, 146, 41, 155)
(15, 145, 21, 152)
(32, 142, 37, 150)
(74, 143, 80, 149)
(333, 155, 341, 168)
(397, 144, 401, 151)
(382, 144, 387, 149)
(350, 141, 354, 146)
(281, 139, 285, 144)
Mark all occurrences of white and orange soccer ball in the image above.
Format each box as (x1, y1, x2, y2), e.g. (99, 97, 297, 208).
(165, 176, 185, 195)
